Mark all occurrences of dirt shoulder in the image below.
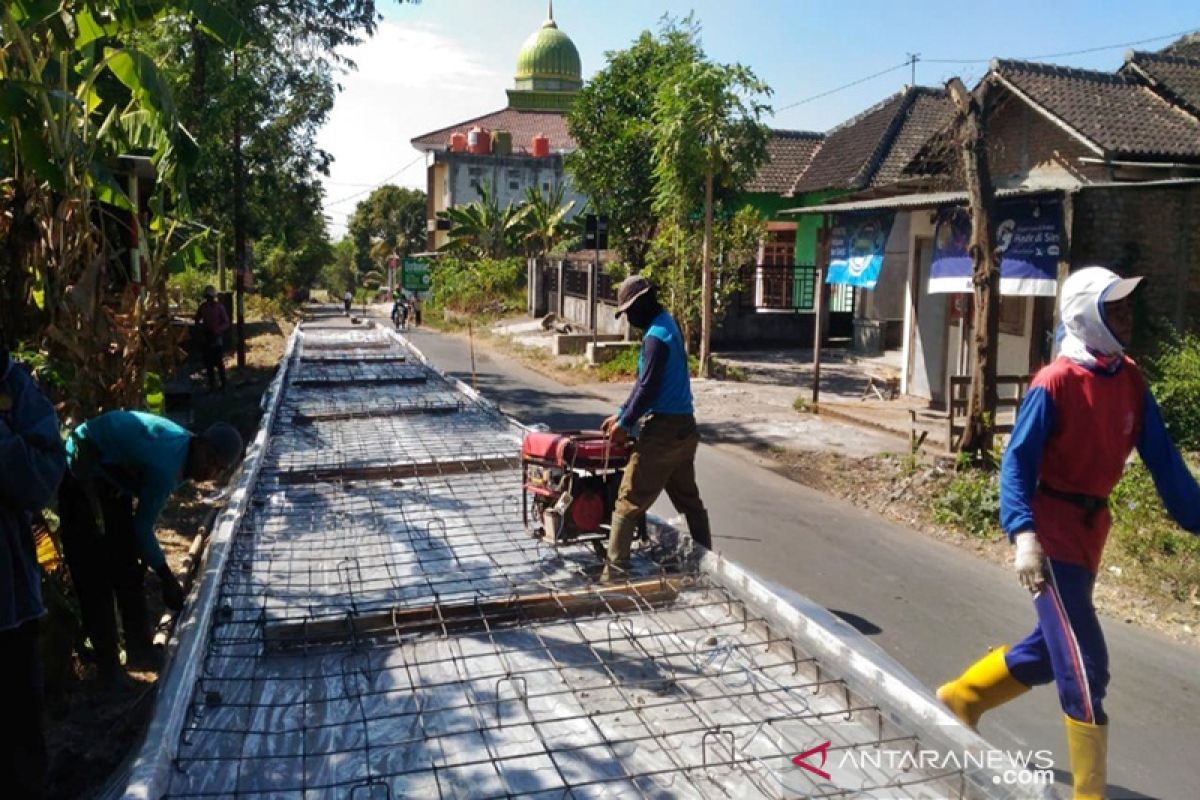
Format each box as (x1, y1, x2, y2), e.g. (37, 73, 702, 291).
(429, 317, 1200, 649)
(45, 312, 292, 800)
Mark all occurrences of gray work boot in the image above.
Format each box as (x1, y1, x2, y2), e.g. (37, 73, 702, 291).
(600, 514, 639, 583)
(686, 510, 712, 550)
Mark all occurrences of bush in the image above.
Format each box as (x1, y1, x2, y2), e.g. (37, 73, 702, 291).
(1146, 330, 1200, 451)
(1109, 460, 1200, 601)
(594, 345, 701, 382)
(428, 256, 526, 316)
(932, 456, 1001, 538)
(169, 266, 220, 313)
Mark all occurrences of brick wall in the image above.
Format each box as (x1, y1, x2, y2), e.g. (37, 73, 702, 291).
(986, 95, 1109, 187)
(1071, 184, 1200, 331)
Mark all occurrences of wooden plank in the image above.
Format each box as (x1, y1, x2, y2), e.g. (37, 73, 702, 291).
(276, 455, 520, 485)
(292, 374, 428, 388)
(263, 577, 687, 650)
(291, 403, 462, 425)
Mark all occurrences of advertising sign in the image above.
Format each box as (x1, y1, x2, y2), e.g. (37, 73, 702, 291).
(826, 213, 895, 289)
(929, 199, 1062, 296)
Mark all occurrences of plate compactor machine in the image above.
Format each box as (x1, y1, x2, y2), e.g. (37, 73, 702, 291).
(521, 431, 646, 557)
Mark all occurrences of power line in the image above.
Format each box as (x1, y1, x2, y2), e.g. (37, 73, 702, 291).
(772, 25, 1197, 113)
(323, 152, 426, 207)
(772, 60, 910, 114)
(923, 26, 1198, 63)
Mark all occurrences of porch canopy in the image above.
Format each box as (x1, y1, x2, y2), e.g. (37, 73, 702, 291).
(782, 187, 1064, 296)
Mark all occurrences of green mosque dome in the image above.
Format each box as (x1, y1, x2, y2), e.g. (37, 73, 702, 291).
(514, 11, 581, 89)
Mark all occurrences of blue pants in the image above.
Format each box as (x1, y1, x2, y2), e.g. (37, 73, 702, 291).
(1005, 558, 1109, 724)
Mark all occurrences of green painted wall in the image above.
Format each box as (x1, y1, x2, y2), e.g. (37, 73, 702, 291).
(741, 189, 847, 264)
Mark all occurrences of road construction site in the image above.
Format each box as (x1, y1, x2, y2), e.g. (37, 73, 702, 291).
(117, 310, 1034, 799)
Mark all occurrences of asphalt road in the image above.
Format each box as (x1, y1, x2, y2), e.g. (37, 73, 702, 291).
(397, 320, 1197, 800)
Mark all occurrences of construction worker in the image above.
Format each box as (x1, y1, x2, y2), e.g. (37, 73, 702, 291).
(936, 267, 1200, 799)
(600, 275, 711, 581)
(0, 345, 66, 798)
(194, 285, 230, 391)
(58, 411, 243, 684)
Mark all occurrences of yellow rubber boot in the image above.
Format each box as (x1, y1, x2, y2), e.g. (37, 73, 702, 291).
(936, 646, 1029, 729)
(1065, 716, 1107, 799)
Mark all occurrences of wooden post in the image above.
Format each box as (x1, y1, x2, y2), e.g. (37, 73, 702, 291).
(233, 49, 247, 370)
(946, 77, 1000, 458)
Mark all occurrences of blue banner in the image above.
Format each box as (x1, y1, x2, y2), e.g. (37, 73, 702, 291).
(929, 198, 1062, 296)
(826, 212, 895, 289)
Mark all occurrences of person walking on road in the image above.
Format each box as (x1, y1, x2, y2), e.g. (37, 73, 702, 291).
(343, 289, 353, 316)
(0, 345, 66, 799)
(599, 275, 711, 581)
(411, 295, 422, 327)
(58, 411, 243, 684)
(194, 286, 230, 392)
(935, 267, 1200, 800)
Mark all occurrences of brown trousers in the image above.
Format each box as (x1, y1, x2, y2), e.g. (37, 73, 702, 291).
(614, 414, 706, 520)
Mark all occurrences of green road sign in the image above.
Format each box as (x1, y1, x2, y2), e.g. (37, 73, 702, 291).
(402, 258, 432, 292)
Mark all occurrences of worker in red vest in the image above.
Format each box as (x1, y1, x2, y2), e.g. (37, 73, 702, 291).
(936, 267, 1200, 799)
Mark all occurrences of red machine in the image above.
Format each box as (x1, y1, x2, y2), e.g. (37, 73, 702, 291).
(521, 431, 642, 556)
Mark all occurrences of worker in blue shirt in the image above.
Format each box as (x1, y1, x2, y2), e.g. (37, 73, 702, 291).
(58, 411, 242, 683)
(0, 345, 66, 798)
(600, 275, 711, 581)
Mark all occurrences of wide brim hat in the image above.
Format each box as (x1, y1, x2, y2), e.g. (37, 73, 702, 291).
(614, 275, 652, 318)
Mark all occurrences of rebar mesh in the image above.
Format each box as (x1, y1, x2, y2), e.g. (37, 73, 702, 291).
(156, 320, 980, 799)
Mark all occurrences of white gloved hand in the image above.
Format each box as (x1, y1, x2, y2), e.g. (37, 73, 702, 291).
(1013, 531, 1046, 594)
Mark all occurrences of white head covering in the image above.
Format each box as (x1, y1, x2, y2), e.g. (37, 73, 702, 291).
(1058, 266, 1142, 369)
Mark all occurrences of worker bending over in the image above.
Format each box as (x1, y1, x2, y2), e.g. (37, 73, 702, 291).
(59, 411, 243, 683)
(936, 268, 1200, 799)
(601, 275, 711, 581)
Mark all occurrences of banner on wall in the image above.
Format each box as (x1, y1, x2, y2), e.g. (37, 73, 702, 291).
(825, 212, 895, 289)
(928, 198, 1062, 296)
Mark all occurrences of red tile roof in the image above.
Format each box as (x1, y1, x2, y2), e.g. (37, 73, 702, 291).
(410, 108, 575, 153)
(993, 59, 1200, 161)
(745, 130, 824, 193)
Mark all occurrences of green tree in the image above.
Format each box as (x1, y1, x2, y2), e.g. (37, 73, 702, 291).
(652, 59, 771, 375)
(321, 238, 358, 294)
(346, 184, 427, 279)
(516, 184, 579, 259)
(566, 16, 704, 268)
(438, 182, 531, 259)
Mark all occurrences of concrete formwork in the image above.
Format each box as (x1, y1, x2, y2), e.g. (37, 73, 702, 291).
(116, 313, 1041, 799)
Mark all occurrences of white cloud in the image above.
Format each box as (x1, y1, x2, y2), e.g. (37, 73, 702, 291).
(317, 21, 508, 237)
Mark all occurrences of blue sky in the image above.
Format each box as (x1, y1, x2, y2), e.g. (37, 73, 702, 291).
(318, 0, 1199, 234)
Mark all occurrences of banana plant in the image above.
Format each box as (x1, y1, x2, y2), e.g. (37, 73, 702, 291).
(438, 181, 532, 260)
(1, 0, 244, 419)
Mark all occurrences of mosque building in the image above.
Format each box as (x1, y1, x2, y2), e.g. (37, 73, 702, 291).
(410, 3, 588, 249)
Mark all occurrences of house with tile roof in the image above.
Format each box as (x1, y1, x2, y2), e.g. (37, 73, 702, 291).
(411, 3, 587, 250)
(785, 48, 1200, 407)
(725, 86, 952, 350)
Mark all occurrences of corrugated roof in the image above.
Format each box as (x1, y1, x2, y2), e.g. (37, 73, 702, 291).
(993, 58, 1200, 161)
(744, 130, 824, 193)
(411, 107, 575, 153)
(788, 87, 951, 195)
(1123, 50, 1200, 120)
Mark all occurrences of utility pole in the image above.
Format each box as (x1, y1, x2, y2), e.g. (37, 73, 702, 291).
(907, 53, 920, 86)
(232, 49, 246, 369)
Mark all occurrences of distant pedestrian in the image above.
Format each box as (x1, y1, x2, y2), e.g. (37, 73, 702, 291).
(411, 295, 422, 327)
(343, 289, 353, 316)
(194, 286, 230, 391)
(0, 345, 66, 798)
(59, 411, 243, 685)
(936, 268, 1200, 800)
